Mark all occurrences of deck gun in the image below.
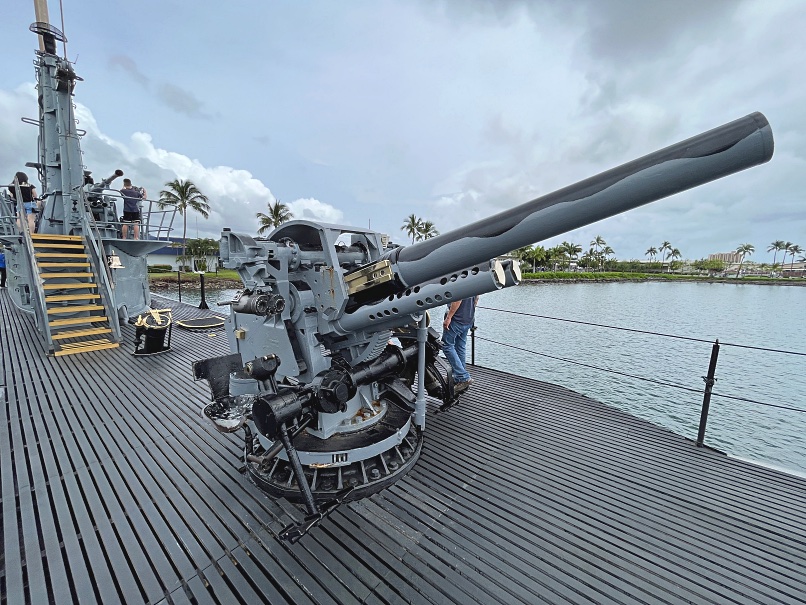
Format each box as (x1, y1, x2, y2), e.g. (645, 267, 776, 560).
(194, 112, 773, 541)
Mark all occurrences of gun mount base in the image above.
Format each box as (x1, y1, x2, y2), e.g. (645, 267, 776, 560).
(246, 406, 423, 503)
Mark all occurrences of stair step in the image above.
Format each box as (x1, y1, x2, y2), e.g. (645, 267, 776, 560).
(32, 243, 85, 250)
(49, 315, 108, 327)
(39, 262, 91, 268)
(35, 253, 88, 259)
(47, 304, 106, 315)
(31, 234, 82, 241)
(51, 327, 112, 340)
(40, 272, 94, 279)
(42, 283, 98, 290)
(45, 294, 101, 302)
(54, 339, 120, 357)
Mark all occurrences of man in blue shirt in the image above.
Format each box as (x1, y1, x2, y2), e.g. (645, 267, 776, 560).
(119, 178, 146, 239)
(442, 296, 479, 392)
(0, 248, 6, 288)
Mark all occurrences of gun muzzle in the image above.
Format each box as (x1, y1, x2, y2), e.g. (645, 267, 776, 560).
(100, 169, 124, 188)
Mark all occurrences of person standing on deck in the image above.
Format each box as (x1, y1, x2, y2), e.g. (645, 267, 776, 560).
(120, 178, 146, 239)
(442, 296, 479, 392)
(0, 248, 6, 288)
(7, 172, 39, 232)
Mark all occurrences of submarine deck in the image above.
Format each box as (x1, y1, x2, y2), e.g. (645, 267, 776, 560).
(2, 291, 805, 605)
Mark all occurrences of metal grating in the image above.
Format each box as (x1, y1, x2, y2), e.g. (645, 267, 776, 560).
(1, 291, 805, 604)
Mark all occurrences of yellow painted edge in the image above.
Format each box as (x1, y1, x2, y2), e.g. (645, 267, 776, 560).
(51, 327, 112, 340)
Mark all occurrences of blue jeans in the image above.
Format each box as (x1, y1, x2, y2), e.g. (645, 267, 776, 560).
(442, 320, 471, 382)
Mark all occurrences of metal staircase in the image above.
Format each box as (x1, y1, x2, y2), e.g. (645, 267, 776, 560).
(31, 233, 120, 356)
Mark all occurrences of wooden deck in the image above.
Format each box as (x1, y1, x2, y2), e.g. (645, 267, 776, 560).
(2, 291, 805, 604)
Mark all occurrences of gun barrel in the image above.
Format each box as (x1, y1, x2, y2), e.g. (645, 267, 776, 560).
(335, 259, 505, 335)
(388, 112, 773, 288)
(100, 169, 124, 188)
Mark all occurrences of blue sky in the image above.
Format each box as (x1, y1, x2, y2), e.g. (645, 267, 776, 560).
(2, 0, 804, 261)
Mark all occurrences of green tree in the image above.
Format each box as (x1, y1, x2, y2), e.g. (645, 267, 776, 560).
(256, 200, 293, 235)
(788, 244, 803, 272)
(782, 242, 793, 271)
(158, 179, 211, 264)
(545, 245, 564, 270)
(659, 241, 672, 272)
(768, 240, 786, 266)
(510, 246, 535, 273)
(602, 245, 615, 271)
(418, 220, 439, 240)
(401, 214, 422, 244)
(668, 248, 682, 272)
(590, 235, 606, 269)
(561, 241, 582, 270)
(184, 237, 219, 271)
(734, 243, 755, 277)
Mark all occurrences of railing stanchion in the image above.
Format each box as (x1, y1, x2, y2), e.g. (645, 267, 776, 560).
(177, 270, 182, 302)
(697, 339, 720, 447)
(471, 325, 476, 366)
(198, 272, 209, 310)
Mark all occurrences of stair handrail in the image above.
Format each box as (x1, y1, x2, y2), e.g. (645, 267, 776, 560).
(0, 191, 18, 236)
(12, 178, 55, 353)
(79, 191, 122, 343)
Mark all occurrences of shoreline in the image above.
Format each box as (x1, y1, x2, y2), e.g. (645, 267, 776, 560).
(149, 274, 806, 290)
(521, 276, 806, 287)
(148, 274, 806, 289)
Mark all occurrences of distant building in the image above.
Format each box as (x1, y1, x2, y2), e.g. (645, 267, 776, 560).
(147, 236, 219, 271)
(709, 252, 742, 264)
(781, 260, 805, 278)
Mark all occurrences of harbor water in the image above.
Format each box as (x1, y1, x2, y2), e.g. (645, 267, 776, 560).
(157, 280, 806, 476)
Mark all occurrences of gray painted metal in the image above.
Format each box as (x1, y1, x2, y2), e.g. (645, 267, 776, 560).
(1, 290, 804, 604)
(389, 112, 774, 288)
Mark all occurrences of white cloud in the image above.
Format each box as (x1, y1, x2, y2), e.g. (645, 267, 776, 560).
(287, 197, 344, 224)
(3, 1, 805, 262)
(0, 87, 343, 240)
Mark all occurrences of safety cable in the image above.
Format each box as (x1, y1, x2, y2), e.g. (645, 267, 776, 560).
(475, 335, 806, 414)
(478, 306, 806, 357)
(475, 336, 701, 394)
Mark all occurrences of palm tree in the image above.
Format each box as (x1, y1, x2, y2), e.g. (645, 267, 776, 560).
(788, 244, 803, 272)
(668, 248, 682, 272)
(184, 237, 220, 271)
(561, 241, 582, 270)
(659, 241, 672, 271)
(546, 246, 564, 271)
(418, 220, 439, 240)
(401, 214, 422, 244)
(782, 242, 793, 270)
(590, 235, 606, 270)
(256, 200, 293, 235)
(645, 247, 658, 273)
(768, 240, 786, 266)
(514, 245, 536, 272)
(158, 179, 211, 264)
(735, 243, 754, 277)
(602, 246, 615, 271)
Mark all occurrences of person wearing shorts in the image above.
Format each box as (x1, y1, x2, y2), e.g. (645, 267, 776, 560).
(8, 171, 38, 232)
(120, 178, 145, 239)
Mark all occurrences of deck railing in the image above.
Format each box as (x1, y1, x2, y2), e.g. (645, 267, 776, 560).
(471, 305, 806, 461)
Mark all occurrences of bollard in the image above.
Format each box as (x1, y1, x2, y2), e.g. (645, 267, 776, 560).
(199, 272, 209, 310)
(177, 270, 182, 302)
(696, 339, 720, 447)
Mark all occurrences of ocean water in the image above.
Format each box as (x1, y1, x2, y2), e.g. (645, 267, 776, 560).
(474, 282, 806, 477)
(155, 281, 806, 475)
